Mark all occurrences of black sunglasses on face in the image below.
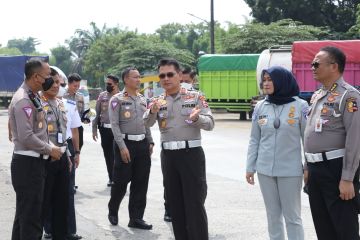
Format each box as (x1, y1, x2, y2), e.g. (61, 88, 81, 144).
(159, 72, 176, 79)
(311, 61, 335, 69)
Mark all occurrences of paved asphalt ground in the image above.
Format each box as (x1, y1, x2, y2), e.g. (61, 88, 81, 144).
(0, 110, 319, 239)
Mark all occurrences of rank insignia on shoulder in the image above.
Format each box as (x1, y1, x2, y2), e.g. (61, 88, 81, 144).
(67, 99, 76, 105)
(346, 97, 358, 112)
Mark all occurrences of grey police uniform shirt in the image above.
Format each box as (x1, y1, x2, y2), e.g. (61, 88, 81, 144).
(63, 91, 85, 118)
(9, 82, 52, 155)
(247, 97, 308, 177)
(42, 97, 68, 147)
(304, 77, 360, 181)
(143, 88, 215, 142)
(92, 91, 111, 134)
(109, 91, 153, 150)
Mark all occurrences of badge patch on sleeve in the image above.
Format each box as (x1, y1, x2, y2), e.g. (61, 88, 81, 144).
(346, 97, 358, 112)
(111, 101, 119, 110)
(23, 106, 33, 119)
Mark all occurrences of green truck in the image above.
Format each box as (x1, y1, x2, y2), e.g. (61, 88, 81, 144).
(198, 54, 260, 120)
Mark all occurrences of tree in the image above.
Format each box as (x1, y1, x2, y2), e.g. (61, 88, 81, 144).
(244, 0, 360, 33)
(50, 46, 73, 76)
(0, 47, 22, 55)
(7, 37, 40, 54)
(221, 19, 330, 54)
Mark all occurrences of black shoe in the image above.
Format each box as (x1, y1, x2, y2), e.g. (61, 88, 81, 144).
(164, 211, 172, 222)
(108, 214, 118, 225)
(66, 233, 82, 240)
(43, 232, 52, 239)
(107, 181, 114, 187)
(128, 219, 152, 230)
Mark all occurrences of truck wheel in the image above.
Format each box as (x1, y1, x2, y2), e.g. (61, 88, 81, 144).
(239, 112, 247, 120)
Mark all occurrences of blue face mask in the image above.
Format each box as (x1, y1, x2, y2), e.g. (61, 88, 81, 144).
(180, 82, 192, 90)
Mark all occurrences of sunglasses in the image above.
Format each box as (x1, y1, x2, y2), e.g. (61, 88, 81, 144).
(159, 72, 176, 79)
(311, 61, 335, 69)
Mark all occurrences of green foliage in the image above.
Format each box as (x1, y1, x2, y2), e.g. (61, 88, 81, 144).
(50, 46, 73, 75)
(222, 19, 331, 53)
(7, 37, 39, 54)
(245, 0, 360, 33)
(0, 47, 22, 55)
(83, 32, 195, 87)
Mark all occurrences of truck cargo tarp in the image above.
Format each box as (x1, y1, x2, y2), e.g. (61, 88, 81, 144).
(198, 54, 260, 71)
(0, 55, 49, 92)
(292, 40, 360, 63)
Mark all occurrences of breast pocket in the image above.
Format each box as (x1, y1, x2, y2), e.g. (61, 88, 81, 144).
(120, 104, 135, 121)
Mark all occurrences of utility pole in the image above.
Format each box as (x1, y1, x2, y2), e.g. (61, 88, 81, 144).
(210, 0, 215, 54)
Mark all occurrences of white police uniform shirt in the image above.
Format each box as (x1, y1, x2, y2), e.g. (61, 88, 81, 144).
(63, 98, 82, 139)
(247, 97, 308, 177)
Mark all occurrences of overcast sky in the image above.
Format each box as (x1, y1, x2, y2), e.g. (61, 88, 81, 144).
(0, 0, 251, 53)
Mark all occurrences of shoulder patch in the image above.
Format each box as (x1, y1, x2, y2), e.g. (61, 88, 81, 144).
(23, 106, 33, 119)
(111, 100, 119, 110)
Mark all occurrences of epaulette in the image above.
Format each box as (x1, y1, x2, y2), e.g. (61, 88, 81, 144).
(66, 99, 76, 105)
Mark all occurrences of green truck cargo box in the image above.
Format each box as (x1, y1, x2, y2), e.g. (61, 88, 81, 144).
(198, 54, 259, 119)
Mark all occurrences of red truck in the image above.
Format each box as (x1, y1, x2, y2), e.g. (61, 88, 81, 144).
(256, 40, 360, 102)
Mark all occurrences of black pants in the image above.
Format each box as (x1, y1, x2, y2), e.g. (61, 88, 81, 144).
(99, 126, 114, 182)
(11, 154, 46, 240)
(308, 157, 360, 240)
(108, 139, 151, 220)
(161, 147, 208, 240)
(161, 156, 170, 214)
(78, 126, 83, 150)
(66, 138, 77, 235)
(43, 153, 69, 240)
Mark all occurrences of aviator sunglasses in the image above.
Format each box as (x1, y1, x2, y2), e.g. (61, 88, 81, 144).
(159, 72, 176, 79)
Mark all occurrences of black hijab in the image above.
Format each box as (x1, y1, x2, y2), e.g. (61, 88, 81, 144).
(262, 66, 300, 105)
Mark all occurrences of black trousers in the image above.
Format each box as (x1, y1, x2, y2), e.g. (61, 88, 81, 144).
(43, 153, 69, 240)
(308, 157, 360, 240)
(161, 147, 208, 240)
(66, 138, 77, 235)
(161, 156, 170, 214)
(78, 126, 83, 150)
(99, 126, 114, 182)
(108, 139, 151, 220)
(11, 154, 46, 240)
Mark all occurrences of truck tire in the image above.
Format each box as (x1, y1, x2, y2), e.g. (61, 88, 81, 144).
(239, 111, 247, 121)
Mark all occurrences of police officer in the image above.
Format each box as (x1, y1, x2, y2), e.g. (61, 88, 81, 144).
(144, 58, 214, 240)
(63, 73, 85, 150)
(9, 58, 62, 240)
(92, 74, 120, 186)
(63, 73, 84, 239)
(304, 46, 360, 240)
(107, 67, 154, 230)
(42, 67, 71, 240)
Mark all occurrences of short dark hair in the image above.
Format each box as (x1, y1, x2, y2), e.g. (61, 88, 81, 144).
(182, 67, 192, 75)
(50, 67, 58, 77)
(320, 46, 346, 74)
(121, 67, 138, 83)
(157, 58, 181, 72)
(107, 74, 119, 83)
(25, 58, 46, 79)
(68, 73, 82, 83)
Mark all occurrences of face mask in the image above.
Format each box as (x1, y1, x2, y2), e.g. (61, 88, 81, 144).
(180, 82, 192, 90)
(106, 85, 114, 93)
(57, 86, 66, 97)
(42, 77, 54, 91)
